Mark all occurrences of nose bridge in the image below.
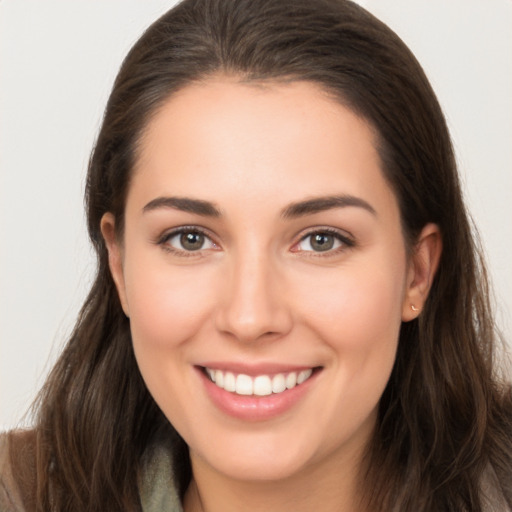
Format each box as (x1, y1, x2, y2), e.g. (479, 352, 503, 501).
(216, 243, 291, 342)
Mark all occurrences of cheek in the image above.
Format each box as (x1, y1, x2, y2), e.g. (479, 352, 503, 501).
(297, 264, 404, 434)
(122, 255, 217, 426)
(124, 255, 217, 351)
(296, 255, 406, 417)
(301, 263, 405, 348)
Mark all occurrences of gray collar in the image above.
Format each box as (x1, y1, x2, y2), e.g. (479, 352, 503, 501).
(139, 444, 183, 512)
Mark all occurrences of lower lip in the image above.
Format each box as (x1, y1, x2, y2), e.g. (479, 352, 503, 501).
(197, 367, 320, 421)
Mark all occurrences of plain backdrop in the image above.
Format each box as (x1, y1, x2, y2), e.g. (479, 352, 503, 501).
(1, 0, 511, 430)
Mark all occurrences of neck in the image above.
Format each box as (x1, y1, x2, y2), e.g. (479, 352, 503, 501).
(183, 442, 371, 512)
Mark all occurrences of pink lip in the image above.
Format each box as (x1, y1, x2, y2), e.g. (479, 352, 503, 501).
(196, 365, 320, 421)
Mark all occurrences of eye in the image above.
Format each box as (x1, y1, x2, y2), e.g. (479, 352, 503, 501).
(159, 228, 217, 254)
(293, 230, 353, 253)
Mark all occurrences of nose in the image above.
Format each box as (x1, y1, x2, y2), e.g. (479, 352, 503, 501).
(215, 251, 293, 343)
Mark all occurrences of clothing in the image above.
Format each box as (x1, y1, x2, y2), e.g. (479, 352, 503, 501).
(0, 431, 183, 512)
(138, 442, 183, 512)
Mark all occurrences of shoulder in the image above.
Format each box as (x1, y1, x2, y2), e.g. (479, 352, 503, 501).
(2, 430, 183, 512)
(0, 430, 37, 512)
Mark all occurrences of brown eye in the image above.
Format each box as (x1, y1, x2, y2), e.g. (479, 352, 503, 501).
(180, 232, 205, 251)
(310, 233, 335, 252)
(160, 228, 217, 253)
(294, 230, 352, 254)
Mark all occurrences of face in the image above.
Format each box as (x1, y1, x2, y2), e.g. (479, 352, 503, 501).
(103, 79, 433, 484)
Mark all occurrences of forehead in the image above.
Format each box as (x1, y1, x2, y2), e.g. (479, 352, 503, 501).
(130, 78, 397, 218)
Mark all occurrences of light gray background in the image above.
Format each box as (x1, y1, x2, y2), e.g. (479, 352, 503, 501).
(1, 0, 511, 430)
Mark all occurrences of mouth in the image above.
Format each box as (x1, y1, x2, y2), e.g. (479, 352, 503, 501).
(202, 366, 318, 397)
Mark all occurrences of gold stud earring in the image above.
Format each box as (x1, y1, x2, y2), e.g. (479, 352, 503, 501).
(411, 304, 419, 312)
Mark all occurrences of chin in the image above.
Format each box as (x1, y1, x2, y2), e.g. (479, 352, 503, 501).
(203, 450, 313, 483)
(189, 426, 327, 483)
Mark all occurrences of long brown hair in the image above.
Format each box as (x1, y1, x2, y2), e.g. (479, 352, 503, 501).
(24, 0, 511, 510)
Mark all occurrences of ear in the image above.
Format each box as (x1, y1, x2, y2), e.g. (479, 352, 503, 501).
(100, 213, 130, 317)
(402, 223, 442, 321)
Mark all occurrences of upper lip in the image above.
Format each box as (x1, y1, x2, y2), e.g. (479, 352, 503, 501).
(197, 362, 320, 376)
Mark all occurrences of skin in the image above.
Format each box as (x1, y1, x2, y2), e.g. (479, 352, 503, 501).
(102, 78, 441, 512)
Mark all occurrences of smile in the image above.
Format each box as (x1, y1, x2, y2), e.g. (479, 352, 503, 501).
(204, 367, 314, 396)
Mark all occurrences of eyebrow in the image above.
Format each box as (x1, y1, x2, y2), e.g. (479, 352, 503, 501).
(142, 194, 376, 219)
(280, 195, 377, 219)
(142, 196, 221, 217)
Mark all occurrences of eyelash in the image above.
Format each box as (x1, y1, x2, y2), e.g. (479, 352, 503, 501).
(156, 226, 218, 257)
(155, 226, 355, 257)
(293, 227, 355, 256)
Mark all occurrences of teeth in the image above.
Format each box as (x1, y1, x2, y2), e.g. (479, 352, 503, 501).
(297, 369, 313, 384)
(214, 369, 224, 387)
(205, 367, 314, 396)
(254, 375, 272, 396)
(236, 374, 253, 395)
(285, 372, 297, 389)
(224, 372, 236, 392)
(272, 373, 286, 394)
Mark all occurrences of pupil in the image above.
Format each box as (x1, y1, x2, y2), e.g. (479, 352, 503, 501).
(181, 232, 204, 251)
(311, 233, 334, 251)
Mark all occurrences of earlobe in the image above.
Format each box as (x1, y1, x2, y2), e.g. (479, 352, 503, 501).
(402, 223, 442, 322)
(100, 213, 130, 317)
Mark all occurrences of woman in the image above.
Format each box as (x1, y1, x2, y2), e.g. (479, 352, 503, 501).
(1, 0, 511, 510)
